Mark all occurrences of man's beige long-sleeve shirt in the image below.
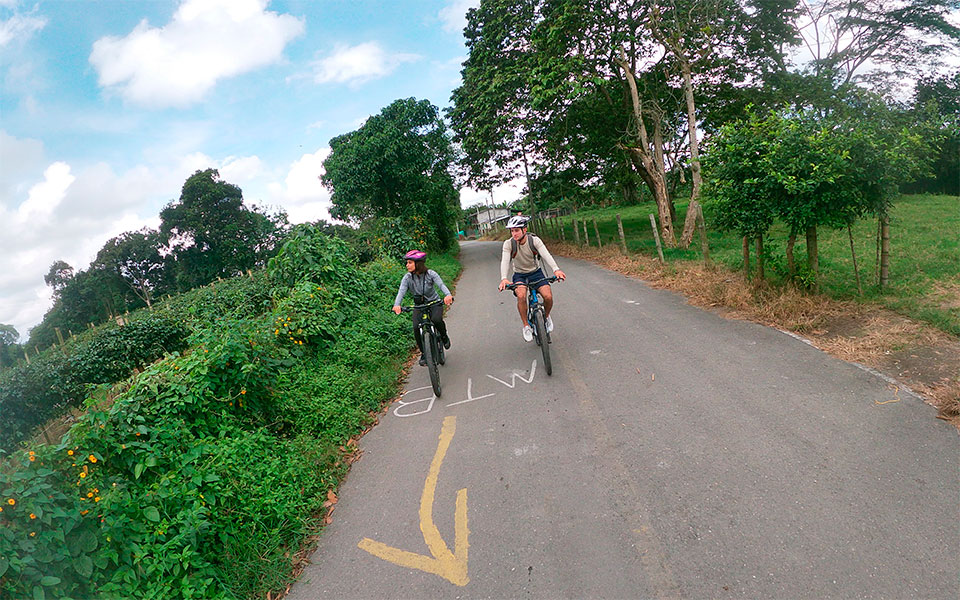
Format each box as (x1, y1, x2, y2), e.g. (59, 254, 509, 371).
(500, 235, 560, 280)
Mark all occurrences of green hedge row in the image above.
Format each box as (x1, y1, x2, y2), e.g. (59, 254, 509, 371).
(0, 274, 275, 454)
(0, 226, 461, 599)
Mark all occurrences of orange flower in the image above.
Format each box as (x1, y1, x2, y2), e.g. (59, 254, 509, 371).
(29, 513, 36, 519)
(29, 532, 36, 537)
(240, 389, 246, 395)
(88, 455, 97, 463)
(81, 510, 89, 515)
(94, 497, 100, 502)
(87, 492, 93, 498)
(29, 456, 36, 462)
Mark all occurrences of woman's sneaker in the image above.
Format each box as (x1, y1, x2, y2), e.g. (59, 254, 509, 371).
(443, 336, 451, 350)
(522, 325, 534, 342)
(545, 316, 554, 333)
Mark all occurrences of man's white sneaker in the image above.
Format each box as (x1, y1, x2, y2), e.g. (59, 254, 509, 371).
(545, 316, 554, 333)
(522, 325, 534, 342)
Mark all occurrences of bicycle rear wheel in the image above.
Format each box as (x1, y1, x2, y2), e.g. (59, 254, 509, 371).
(424, 330, 442, 397)
(533, 309, 552, 376)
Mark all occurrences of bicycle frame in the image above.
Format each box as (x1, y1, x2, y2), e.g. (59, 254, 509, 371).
(504, 276, 559, 375)
(398, 299, 445, 396)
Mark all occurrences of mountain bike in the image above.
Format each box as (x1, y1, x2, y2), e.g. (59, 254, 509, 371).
(399, 299, 445, 397)
(504, 276, 560, 376)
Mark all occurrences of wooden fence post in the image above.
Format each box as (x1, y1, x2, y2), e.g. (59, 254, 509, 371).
(573, 217, 580, 245)
(593, 219, 602, 249)
(582, 220, 590, 246)
(649, 214, 664, 262)
(616, 214, 627, 253)
(559, 217, 566, 242)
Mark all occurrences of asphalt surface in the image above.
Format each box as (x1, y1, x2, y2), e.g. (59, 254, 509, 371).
(287, 240, 958, 600)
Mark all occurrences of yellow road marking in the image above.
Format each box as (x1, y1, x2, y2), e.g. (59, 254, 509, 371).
(358, 416, 470, 586)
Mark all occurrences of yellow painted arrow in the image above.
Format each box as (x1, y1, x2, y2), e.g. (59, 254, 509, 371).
(358, 415, 470, 586)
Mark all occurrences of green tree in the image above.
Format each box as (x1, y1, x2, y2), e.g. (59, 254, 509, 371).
(160, 169, 286, 290)
(43, 260, 75, 299)
(322, 98, 459, 252)
(797, 0, 960, 89)
(0, 324, 19, 368)
(905, 70, 960, 195)
(705, 105, 932, 289)
(92, 228, 167, 308)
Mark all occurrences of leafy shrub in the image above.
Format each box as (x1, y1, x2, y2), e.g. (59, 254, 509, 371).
(0, 238, 460, 599)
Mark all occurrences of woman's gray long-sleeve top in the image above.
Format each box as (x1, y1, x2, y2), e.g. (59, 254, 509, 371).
(393, 270, 451, 306)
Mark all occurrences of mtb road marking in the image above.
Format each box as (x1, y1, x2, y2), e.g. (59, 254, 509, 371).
(358, 416, 470, 586)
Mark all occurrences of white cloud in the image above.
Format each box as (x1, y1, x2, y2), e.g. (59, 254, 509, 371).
(16, 161, 74, 222)
(311, 42, 420, 85)
(0, 11, 46, 47)
(219, 155, 265, 183)
(438, 0, 478, 34)
(263, 148, 332, 223)
(89, 0, 304, 108)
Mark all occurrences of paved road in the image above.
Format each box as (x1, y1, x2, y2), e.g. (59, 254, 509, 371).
(288, 241, 958, 599)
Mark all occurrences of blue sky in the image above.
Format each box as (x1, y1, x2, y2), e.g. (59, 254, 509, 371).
(1, 0, 516, 340)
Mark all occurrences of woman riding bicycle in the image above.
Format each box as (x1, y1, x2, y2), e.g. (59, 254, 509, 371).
(498, 215, 566, 342)
(393, 250, 454, 366)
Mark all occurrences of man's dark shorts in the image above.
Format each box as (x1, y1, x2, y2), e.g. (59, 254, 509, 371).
(511, 268, 549, 295)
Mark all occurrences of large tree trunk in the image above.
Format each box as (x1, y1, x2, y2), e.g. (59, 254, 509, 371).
(652, 118, 678, 223)
(615, 51, 677, 247)
(678, 61, 705, 249)
(806, 226, 819, 293)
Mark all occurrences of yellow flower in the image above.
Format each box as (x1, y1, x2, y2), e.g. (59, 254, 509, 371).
(0, 507, 4, 512)
(29, 456, 36, 462)
(29, 513, 36, 519)
(94, 497, 100, 502)
(79, 472, 87, 479)
(67, 450, 74, 456)
(87, 492, 93, 498)
(6, 499, 14, 506)
(29, 532, 36, 537)
(89, 454, 97, 463)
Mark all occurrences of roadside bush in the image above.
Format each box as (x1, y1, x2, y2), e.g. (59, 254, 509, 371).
(0, 314, 190, 453)
(0, 230, 460, 598)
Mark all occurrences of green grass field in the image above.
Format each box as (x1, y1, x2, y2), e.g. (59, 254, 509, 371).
(545, 194, 960, 336)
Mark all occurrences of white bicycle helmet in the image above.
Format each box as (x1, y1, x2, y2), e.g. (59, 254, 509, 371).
(506, 215, 530, 229)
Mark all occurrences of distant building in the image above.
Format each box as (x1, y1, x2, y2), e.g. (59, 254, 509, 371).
(464, 206, 511, 237)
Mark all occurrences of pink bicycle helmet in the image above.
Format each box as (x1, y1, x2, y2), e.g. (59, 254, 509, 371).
(404, 249, 427, 261)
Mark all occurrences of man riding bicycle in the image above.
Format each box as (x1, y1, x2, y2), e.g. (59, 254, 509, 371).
(498, 215, 566, 342)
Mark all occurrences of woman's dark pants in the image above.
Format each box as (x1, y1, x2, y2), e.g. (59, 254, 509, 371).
(412, 304, 447, 354)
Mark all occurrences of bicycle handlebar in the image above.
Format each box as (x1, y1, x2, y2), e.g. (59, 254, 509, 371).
(395, 298, 445, 313)
(503, 276, 561, 291)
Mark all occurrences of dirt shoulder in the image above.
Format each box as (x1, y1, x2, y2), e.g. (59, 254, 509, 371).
(550, 242, 960, 430)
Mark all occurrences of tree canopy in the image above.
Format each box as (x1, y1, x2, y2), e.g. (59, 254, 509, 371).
(322, 97, 459, 252)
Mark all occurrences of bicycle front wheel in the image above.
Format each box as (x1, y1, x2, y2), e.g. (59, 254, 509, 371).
(424, 331, 442, 397)
(533, 309, 552, 376)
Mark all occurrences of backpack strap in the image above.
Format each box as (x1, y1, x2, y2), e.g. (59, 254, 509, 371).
(510, 234, 540, 260)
